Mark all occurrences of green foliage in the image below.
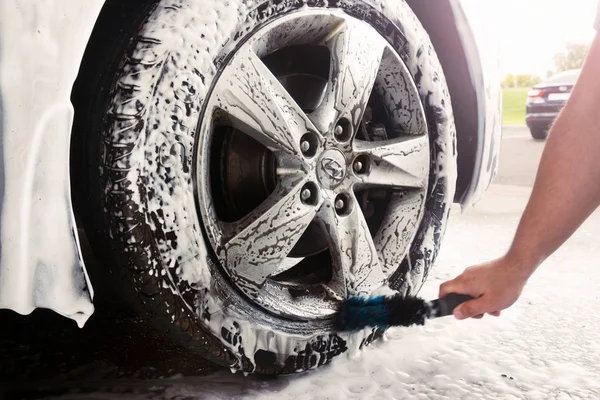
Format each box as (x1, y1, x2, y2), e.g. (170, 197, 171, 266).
(502, 88, 528, 125)
(554, 42, 589, 72)
(501, 74, 542, 89)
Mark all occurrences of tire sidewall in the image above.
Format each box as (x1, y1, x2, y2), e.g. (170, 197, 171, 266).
(101, 0, 457, 373)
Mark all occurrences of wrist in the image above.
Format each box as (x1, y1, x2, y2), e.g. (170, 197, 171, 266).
(502, 249, 542, 280)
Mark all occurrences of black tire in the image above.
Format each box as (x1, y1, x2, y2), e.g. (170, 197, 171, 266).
(79, 0, 457, 374)
(530, 127, 548, 140)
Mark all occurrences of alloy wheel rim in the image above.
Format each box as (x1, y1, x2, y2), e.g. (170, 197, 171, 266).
(196, 10, 430, 321)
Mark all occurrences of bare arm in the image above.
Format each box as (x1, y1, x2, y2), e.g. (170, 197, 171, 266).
(508, 34, 600, 271)
(439, 33, 600, 319)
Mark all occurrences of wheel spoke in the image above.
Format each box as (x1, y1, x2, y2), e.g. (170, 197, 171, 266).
(374, 191, 426, 275)
(213, 48, 318, 159)
(222, 178, 322, 291)
(353, 135, 429, 189)
(311, 19, 386, 134)
(319, 193, 387, 298)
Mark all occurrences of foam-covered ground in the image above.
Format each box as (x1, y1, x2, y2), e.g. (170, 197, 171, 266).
(42, 183, 600, 399)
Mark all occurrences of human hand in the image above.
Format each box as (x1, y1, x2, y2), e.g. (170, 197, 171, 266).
(439, 256, 531, 320)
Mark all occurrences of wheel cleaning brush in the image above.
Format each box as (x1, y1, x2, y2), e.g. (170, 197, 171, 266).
(335, 293, 474, 332)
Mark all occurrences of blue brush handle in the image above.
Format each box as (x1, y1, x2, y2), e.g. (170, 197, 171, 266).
(431, 293, 475, 317)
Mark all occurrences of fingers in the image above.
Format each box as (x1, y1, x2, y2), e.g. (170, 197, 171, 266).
(472, 311, 500, 319)
(453, 297, 489, 320)
(439, 264, 507, 320)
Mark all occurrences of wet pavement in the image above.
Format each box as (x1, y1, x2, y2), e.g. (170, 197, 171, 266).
(0, 300, 218, 399)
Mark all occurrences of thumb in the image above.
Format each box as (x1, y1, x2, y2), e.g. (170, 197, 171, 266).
(453, 297, 489, 320)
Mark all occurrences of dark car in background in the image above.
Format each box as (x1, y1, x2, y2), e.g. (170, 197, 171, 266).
(526, 68, 581, 139)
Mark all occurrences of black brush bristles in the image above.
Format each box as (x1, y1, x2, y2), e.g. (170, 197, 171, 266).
(335, 294, 432, 332)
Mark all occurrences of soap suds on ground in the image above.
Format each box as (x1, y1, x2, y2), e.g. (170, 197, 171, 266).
(37, 184, 600, 399)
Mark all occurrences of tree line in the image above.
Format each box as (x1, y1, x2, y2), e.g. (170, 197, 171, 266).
(502, 42, 590, 88)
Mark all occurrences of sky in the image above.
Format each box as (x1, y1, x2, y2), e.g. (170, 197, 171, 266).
(461, 0, 598, 77)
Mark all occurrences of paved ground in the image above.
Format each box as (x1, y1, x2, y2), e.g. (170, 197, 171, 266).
(493, 125, 545, 187)
(4, 126, 600, 399)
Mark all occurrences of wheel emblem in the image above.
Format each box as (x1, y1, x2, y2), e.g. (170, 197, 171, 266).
(317, 149, 347, 188)
(321, 157, 345, 181)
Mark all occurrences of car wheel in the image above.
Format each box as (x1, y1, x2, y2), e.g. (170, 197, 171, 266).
(530, 127, 549, 140)
(86, 0, 457, 374)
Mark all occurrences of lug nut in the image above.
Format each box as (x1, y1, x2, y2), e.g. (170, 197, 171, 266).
(334, 192, 352, 216)
(353, 154, 369, 174)
(334, 118, 352, 142)
(300, 140, 310, 153)
(301, 188, 312, 201)
(300, 182, 319, 206)
(300, 133, 318, 158)
(353, 161, 363, 173)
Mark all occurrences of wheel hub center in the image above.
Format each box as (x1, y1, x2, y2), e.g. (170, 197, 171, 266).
(316, 149, 347, 189)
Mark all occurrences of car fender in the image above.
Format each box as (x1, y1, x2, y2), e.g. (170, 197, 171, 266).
(407, 0, 503, 208)
(0, 0, 106, 326)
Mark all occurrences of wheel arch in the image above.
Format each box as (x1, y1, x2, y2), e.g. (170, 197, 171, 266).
(71, 0, 157, 225)
(70, 0, 160, 308)
(406, 0, 496, 206)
